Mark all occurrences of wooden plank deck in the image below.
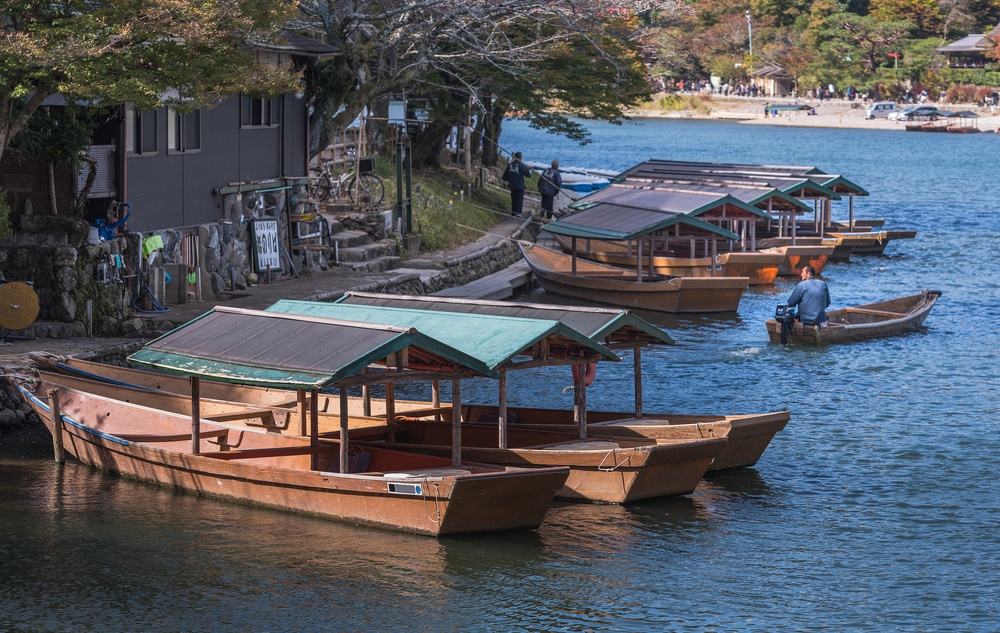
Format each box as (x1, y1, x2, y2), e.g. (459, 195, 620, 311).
(434, 260, 533, 300)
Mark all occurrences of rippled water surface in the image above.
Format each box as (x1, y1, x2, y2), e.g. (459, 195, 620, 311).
(3, 119, 999, 632)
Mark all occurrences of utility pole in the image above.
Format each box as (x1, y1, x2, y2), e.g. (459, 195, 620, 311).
(746, 11, 753, 60)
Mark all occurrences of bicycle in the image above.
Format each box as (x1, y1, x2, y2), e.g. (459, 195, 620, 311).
(308, 151, 385, 207)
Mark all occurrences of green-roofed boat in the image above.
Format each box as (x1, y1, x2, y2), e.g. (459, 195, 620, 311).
(519, 242, 748, 313)
(15, 309, 571, 536)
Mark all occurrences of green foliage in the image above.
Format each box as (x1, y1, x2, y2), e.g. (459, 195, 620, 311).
(8, 104, 99, 168)
(654, 94, 714, 114)
(408, 170, 505, 252)
(0, 0, 300, 162)
(0, 192, 12, 239)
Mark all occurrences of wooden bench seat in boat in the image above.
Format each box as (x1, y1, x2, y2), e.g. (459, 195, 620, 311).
(204, 409, 290, 430)
(540, 441, 621, 451)
(844, 307, 907, 318)
(381, 468, 471, 478)
(116, 428, 230, 443)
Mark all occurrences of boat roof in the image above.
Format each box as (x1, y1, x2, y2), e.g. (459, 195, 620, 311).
(265, 300, 620, 369)
(128, 306, 497, 389)
(615, 161, 842, 200)
(542, 203, 740, 241)
(591, 177, 812, 213)
(336, 291, 675, 346)
(577, 184, 771, 220)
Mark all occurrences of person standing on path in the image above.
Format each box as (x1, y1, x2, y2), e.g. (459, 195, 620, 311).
(786, 265, 830, 326)
(537, 159, 563, 219)
(501, 151, 532, 216)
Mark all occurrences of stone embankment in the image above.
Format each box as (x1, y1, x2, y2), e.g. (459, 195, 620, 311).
(0, 212, 537, 434)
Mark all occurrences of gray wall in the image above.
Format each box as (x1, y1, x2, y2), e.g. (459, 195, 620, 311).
(125, 94, 308, 231)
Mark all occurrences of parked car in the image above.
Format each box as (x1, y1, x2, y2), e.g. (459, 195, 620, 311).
(865, 101, 898, 119)
(889, 106, 940, 121)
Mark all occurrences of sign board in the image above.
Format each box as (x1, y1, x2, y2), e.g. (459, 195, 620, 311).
(251, 219, 281, 272)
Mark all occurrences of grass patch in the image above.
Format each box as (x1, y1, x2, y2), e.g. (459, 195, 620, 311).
(651, 94, 714, 114)
(373, 159, 508, 252)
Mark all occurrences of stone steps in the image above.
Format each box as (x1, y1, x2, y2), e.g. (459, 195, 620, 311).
(336, 240, 397, 263)
(327, 229, 372, 249)
(348, 255, 402, 272)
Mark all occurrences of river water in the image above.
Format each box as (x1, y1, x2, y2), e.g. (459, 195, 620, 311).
(2, 119, 999, 632)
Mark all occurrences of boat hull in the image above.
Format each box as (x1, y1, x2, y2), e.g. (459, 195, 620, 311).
(376, 420, 727, 503)
(18, 384, 568, 536)
(554, 235, 779, 285)
(759, 244, 834, 276)
(33, 359, 788, 471)
(520, 242, 747, 313)
(765, 290, 941, 345)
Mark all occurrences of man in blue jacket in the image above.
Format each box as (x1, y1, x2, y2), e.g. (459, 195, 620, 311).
(501, 151, 532, 216)
(787, 265, 830, 325)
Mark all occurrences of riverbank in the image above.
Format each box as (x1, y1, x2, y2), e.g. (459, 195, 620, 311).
(630, 94, 1000, 132)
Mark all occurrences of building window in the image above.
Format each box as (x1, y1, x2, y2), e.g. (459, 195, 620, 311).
(127, 107, 158, 155)
(167, 108, 202, 153)
(241, 95, 281, 128)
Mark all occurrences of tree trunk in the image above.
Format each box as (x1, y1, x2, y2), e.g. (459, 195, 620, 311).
(410, 120, 451, 168)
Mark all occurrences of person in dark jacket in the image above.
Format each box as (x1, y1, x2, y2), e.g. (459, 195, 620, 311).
(786, 265, 830, 325)
(537, 159, 563, 219)
(501, 151, 532, 216)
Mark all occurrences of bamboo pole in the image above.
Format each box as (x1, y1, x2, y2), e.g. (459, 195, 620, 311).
(45, 389, 65, 464)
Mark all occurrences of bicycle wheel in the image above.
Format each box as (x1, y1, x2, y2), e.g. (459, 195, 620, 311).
(310, 173, 333, 201)
(348, 173, 385, 207)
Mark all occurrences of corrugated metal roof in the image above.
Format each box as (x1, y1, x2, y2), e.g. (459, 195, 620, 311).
(541, 204, 740, 241)
(336, 292, 675, 346)
(613, 164, 841, 200)
(265, 300, 620, 369)
(585, 182, 782, 218)
(128, 306, 496, 389)
(804, 174, 869, 197)
(581, 184, 769, 219)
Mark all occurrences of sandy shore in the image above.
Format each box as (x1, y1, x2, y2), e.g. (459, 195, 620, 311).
(629, 95, 1000, 132)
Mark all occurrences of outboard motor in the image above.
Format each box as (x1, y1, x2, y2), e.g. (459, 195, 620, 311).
(774, 304, 797, 344)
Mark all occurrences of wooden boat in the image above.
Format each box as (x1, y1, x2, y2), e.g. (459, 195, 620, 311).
(366, 419, 727, 503)
(553, 234, 781, 285)
(394, 403, 789, 472)
(758, 242, 835, 276)
(33, 356, 787, 472)
(27, 371, 726, 504)
(518, 242, 748, 313)
(13, 380, 570, 536)
(765, 289, 941, 345)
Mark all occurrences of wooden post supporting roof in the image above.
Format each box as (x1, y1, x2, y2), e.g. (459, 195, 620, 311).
(634, 347, 643, 419)
(190, 377, 201, 455)
(46, 389, 65, 464)
(498, 370, 508, 450)
(451, 379, 462, 468)
(339, 388, 349, 474)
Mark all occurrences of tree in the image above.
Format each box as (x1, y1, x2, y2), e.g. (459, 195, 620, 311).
(869, 0, 941, 37)
(298, 0, 675, 160)
(0, 0, 302, 166)
(838, 13, 913, 75)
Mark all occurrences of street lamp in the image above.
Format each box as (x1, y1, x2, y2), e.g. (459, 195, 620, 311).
(746, 11, 753, 59)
